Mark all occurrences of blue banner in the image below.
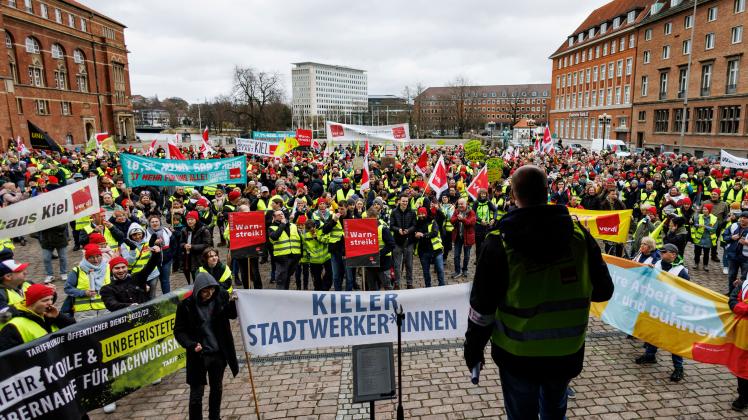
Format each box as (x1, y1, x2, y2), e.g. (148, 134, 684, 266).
(120, 154, 246, 187)
(251, 131, 294, 140)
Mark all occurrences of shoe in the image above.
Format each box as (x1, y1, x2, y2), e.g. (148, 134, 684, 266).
(103, 402, 116, 413)
(566, 387, 576, 399)
(723, 267, 729, 274)
(19, 238, 26, 246)
(452, 272, 462, 279)
(152, 378, 162, 385)
(52, 254, 59, 260)
(670, 367, 684, 382)
(703, 265, 709, 272)
(393, 283, 400, 290)
(461, 272, 469, 278)
(732, 398, 747, 411)
(44, 275, 54, 284)
(711, 256, 720, 263)
(72, 245, 81, 251)
(635, 354, 657, 365)
(693, 263, 700, 271)
(406, 285, 414, 289)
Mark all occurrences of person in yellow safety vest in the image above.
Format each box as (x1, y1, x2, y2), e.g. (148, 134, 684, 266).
(438, 194, 455, 263)
(491, 190, 507, 220)
(293, 215, 311, 290)
(302, 219, 332, 291)
(268, 209, 302, 290)
(223, 204, 263, 289)
(80, 208, 125, 248)
(724, 182, 745, 206)
(692, 203, 719, 271)
(363, 208, 395, 291)
(0, 238, 15, 260)
(197, 248, 233, 293)
(336, 178, 355, 203)
(414, 207, 445, 287)
(675, 174, 693, 197)
(312, 197, 332, 224)
(0, 260, 32, 310)
(639, 181, 659, 209)
(73, 214, 91, 251)
(0, 284, 75, 352)
(255, 186, 271, 211)
(120, 224, 160, 299)
(464, 165, 614, 420)
(64, 244, 111, 321)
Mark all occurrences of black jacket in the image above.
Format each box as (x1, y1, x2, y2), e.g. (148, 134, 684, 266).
(174, 274, 238, 385)
(179, 222, 213, 270)
(100, 250, 160, 311)
(414, 218, 441, 255)
(464, 205, 614, 381)
(389, 206, 416, 246)
(38, 224, 69, 249)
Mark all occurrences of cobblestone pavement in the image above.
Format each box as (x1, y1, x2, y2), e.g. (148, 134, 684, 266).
(12, 235, 744, 419)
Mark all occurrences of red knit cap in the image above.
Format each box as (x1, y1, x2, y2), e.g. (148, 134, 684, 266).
(84, 244, 102, 257)
(88, 233, 106, 244)
(109, 256, 129, 270)
(703, 203, 714, 212)
(647, 206, 658, 216)
(196, 198, 210, 207)
(186, 211, 199, 220)
(228, 190, 241, 201)
(24, 284, 55, 306)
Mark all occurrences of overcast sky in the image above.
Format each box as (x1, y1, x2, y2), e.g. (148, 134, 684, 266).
(86, 0, 603, 103)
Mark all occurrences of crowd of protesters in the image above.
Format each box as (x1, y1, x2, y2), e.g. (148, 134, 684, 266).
(0, 137, 745, 415)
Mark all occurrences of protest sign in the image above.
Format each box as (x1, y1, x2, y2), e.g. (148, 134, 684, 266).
(326, 122, 410, 142)
(236, 138, 278, 157)
(344, 218, 380, 267)
(27, 120, 63, 152)
(120, 154, 246, 187)
(720, 149, 748, 169)
(0, 290, 189, 418)
(595, 256, 747, 379)
(567, 208, 632, 244)
(295, 129, 312, 147)
(228, 211, 266, 258)
(235, 283, 471, 355)
(251, 131, 294, 140)
(0, 177, 98, 239)
(486, 158, 503, 183)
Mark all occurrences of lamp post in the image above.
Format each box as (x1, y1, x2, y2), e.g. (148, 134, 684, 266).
(598, 113, 611, 151)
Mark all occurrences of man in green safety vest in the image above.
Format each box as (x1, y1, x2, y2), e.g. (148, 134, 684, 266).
(268, 209, 302, 290)
(0, 284, 75, 352)
(464, 165, 614, 420)
(414, 207, 445, 287)
(0, 259, 31, 310)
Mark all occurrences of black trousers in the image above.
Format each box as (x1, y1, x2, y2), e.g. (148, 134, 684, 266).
(739, 377, 748, 400)
(235, 257, 262, 289)
(188, 355, 227, 420)
(275, 255, 300, 290)
(310, 261, 333, 291)
(694, 245, 711, 266)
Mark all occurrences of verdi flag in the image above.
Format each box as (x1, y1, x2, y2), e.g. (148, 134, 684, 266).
(466, 166, 488, 201)
(228, 211, 266, 258)
(27, 120, 63, 152)
(295, 129, 312, 147)
(343, 218, 380, 268)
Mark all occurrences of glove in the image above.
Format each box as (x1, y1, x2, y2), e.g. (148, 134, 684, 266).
(733, 301, 748, 317)
(463, 340, 486, 372)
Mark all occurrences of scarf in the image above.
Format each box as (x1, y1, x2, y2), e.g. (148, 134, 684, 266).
(79, 258, 108, 291)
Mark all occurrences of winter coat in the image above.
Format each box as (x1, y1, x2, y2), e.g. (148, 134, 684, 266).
(174, 273, 239, 386)
(38, 224, 69, 249)
(389, 206, 417, 246)
(451, 209, 476, 246)
(99, 251, 160, 311)
(179, 222, 213, 271)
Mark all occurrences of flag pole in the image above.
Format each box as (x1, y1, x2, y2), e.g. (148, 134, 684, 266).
(243, 256, 261, 418)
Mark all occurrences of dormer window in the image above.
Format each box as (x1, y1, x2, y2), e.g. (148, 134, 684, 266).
(578, 33, 584, 42)
(601, 22, 608, 34)
(671, 0, 682, 7)
(652, 2, 663, 15)
(628, 10, 636, 23)
(588, 28, 596, 38)
(613, 17, 621, 28)
(568, 37, 574, 47)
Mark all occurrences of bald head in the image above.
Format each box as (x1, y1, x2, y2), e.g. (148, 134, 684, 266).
(511, 165, 548, 207)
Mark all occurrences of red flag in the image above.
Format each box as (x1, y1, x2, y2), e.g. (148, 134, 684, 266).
(427, 155, 448, 196)
(360, 153, 370, 194)
(168, 140, 186, 160)
(415, 150, 428, 176)
(466, 166, 488, 201)
(202, 126, 209, 142)
(311, 138, 321, 151)
(533, 132, 540, 151)
(364, 139, 370, 155)
(295, 129, 312, 147)
(542, 126, 554, 155)
(199, 127, 214, 158)
(146, 139, 157, 156)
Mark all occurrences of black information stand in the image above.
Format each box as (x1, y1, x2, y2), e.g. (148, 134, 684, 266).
(352, 342, 396, 419)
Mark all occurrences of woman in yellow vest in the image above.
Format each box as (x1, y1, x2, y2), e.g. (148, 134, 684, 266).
(64, 244, 110, 322)
(120, 224, 161, 299)
(692, 203, 718, 271)
(0, 284, 75, 352)
(196, 248, 234, 293)
(303, 219, 332, 291)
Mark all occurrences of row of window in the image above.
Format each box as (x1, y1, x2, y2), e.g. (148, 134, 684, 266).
(641, 27, 743, 65)
(424, 90, 548, 100)
(8, 0, 118, 39)
(642, 57, 742, 99)
(556, 85, 632, 111)
(13, 35, 87, 63)
(554, 116, 627, 141)
(566, 8, 639, 49)
(6, 32, 89, 92)
(556, 59, 633, 91)
(649, 105, 742, 134)
(15, 98, 72, 116)
(558, 34, 636, 69)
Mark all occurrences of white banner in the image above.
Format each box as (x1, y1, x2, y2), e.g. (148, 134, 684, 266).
(236, 283, 470, 355)
(0, 177, 99, 239)
(720, 149, 748, 169)
(325, 121, 410, 142)
(235, 138, 278, 157)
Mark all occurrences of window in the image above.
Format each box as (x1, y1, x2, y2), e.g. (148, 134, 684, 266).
(61, 101, 71, 116)
(613, 17, 621, 29)
(598, 89, 604, 106)
(51, 43, 63, 59)
(53, 69, 66, 89)
(608, 63, 614, 79)
(626, 58, 632, 75)
(593, 66, 598, 81)
(705, 33, 715, 49)
(103, 27, 116, 40)
(732, 26, 743, 43)
(586, 68, 591, 82)
(615, 86, 622, 104)
(16, 98, 23, 114)
(112, 62, 126, 104)
(603, 43, 608, 55)
(720, 106, 741, 133)
(24, 37, 40, 53)
(73, 49, 84, 64)
(35, 99, 49, 115)
(4, 33, 11, 49)
(80, 19, 87, 32)
(683, 39, 691, 55)
(630, 34, 636, 48)
(708, 6, 718, 21)
(641, 76, 649, 96)
(601, 64, 606, 79)
(685, 14, 693, 29)
(606, 88, 613, 105)
(23, 0, 31, 13)
(616, 60, 623, 77)
(645, 28, 652, 40)
(638, 111, 646, 122)
(655, 109, 670, 132)
(678, 67, 688, 97)
(727, 58, 740, 93)
(28, 66, 43, 86)
(695, 107, 713, 133)
(624, 85, 631, 104)
(662, 45, 671, 59)
(611, 40, 617, 54)
(601, 22, 608, 34)
(659, 72, 669, 99)
(76, 71, 88, 92)
(701, 63, 712, 96)
(595, 45, 600, 58)
(628, 10, 636, 23)
(573, 72, 577, 85)
(643, 50, 651, 64)
(8, 0, 16, 8)
(674, 108, 690, 132)
(737, 0, 746, 13)
(54, 8, 61, 23)
(664, 22, 672, 35)
(591, 91, 597, 107)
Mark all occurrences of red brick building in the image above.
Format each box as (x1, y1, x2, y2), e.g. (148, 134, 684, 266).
(549, 0, 653, 145)
(0, 0, 133, 151)
(631, 0, 747, 155)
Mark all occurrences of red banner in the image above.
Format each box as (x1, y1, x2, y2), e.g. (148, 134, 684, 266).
(296, 129, 312, 147)
(343, 218, 380, 267)
(229, 212, 266, 256)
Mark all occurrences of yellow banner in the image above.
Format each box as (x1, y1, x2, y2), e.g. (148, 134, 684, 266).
(568, 208, 632, 244)
(594, 256, 747, 379)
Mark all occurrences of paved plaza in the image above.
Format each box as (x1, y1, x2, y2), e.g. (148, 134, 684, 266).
(16, 236, 743, 419)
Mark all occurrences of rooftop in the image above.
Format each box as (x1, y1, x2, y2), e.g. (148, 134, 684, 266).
(62, 0, 127, 28)
(292, 62, 366, 73)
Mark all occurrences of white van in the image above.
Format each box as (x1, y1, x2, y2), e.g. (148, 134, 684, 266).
(590, 138, 631, 157)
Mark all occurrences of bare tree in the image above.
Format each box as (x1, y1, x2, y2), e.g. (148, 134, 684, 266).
(403, 83, 425, 138)
(447, 77, 483, 136)
(231, 66, 285, 131)
(507, 88, 531, 127)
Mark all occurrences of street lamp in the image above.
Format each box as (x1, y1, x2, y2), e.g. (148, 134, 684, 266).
(598, 113, 612, 151)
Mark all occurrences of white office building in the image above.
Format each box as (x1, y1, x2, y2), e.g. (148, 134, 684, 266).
(292, 62, 368, 131)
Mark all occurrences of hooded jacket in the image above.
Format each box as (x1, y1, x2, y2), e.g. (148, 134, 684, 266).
(465, 204, 614, 381)
(100, 249, 160, 312)
(179, 221, 213, 270)
(174, 273, 238, 385)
